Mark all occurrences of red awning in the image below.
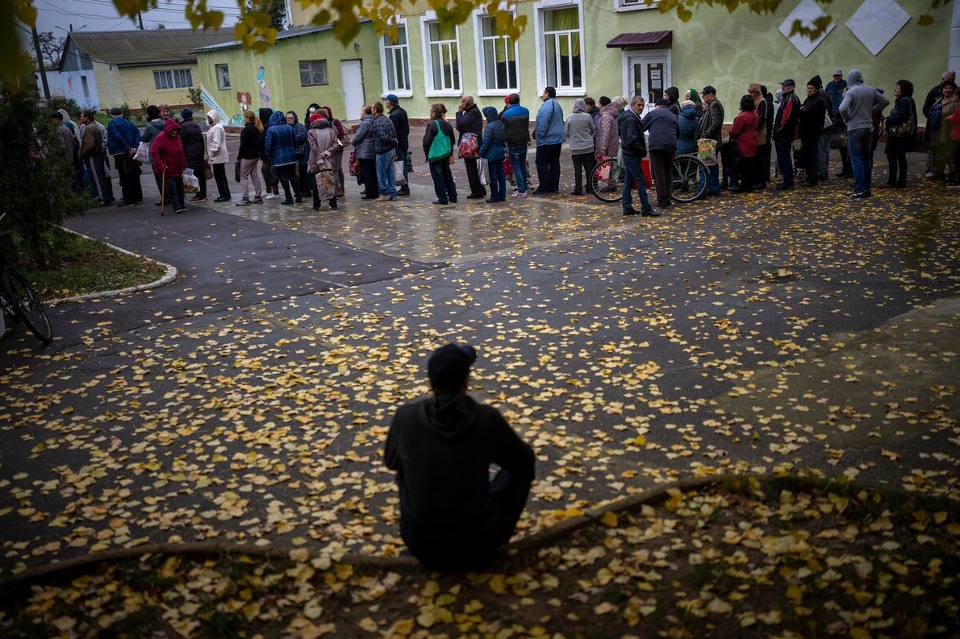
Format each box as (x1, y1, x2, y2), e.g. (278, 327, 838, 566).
(606, 30, 672, 49)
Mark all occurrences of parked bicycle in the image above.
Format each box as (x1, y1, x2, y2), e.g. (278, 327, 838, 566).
(0, 206, 53, 344)
(592, 151, 708, 204)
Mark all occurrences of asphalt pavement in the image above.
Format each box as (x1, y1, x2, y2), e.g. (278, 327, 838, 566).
(0, 144, 957, 576)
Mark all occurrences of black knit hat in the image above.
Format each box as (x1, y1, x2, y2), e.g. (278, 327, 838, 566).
(808, 75, 823, 89)
(428, 344, 477, 392)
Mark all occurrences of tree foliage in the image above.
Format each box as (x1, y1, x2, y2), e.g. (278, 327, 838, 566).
(3, 0, 951, 80)
(0, 56, 89, 263)
(242, 0, 287, 31)
(32, 31, 65, 70)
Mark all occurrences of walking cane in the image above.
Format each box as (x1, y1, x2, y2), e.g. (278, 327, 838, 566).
(160, 167, 166, 216)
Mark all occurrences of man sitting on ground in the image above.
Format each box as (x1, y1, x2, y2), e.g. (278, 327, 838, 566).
(384, 343, 536, 572)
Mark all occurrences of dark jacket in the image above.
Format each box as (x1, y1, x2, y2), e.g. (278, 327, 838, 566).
(384, 393, 535, 571)
(773, 91, 801, 142)
(501, 103, 530, 146)
(107, 116, 141, 156)
(238, 120, 260, 160)
(179, 118, 205, 164)
(885, 95, 918, 153)
(696, 97, 724, 143)
(620, 108, 647, 157)
(149, 119, 187, 177)
(923, 83, 945, 119)
(388, 105, 410, 152)
(478, 107, 505, 162)
(141, 118, 164, 146)
(665, 87, 681, 116)
(264, 110, 297, 166)
(456, 103, 484, 143)
(423, 117, 456, 161)
(641, 107, 679, 153)
(257, 108, 273, 161)
(372, 113, 398, 154)
(677, 104, 700, 155)
(288, 113, 307, 159)
(799, 90, 829, 141)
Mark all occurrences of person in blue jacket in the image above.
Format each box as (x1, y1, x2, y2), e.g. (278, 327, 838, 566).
(265, 110, 302, 204)
(478, 106, 506, 203)
(533, 86, 565, 195)
(106, 106, 142, 206)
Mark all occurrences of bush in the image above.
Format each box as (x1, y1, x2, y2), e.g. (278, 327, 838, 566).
(0, 55, 89, 265)
(44, 95, 82, 119)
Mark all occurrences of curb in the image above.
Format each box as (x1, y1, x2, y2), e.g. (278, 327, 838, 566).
(0, 476, 720, 590)
(47, 229, 178, 305)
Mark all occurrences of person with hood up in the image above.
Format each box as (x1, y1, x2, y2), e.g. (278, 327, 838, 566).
(642, 98, 680, 207)
(306, 112, 339, 210)
(179, 109, 207, 202)
(664, 87, 681, 116)
(564, 98, 595, 196)
(258, 107, 280, 198)
(594, 98, 621, 162)
(533, 86, 565, 195)
(478, 106, 506, 203)
(384, 343, 536, 572)
(141, 105, 166, 201)
(456, 95, 487, 199)
(206, 110, 231, 202)
(839, 69, 890, 198)
(265, 110, 302, 204)
(351, 105, 379, 200)
(150, 119, 188, 214)
(685, 88, 703, 116)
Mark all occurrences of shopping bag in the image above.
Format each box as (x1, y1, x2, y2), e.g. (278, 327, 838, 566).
(696, 138, 718, 166)
(404, 151, 413, 173)
(428, 122, 452, 162)
(478, 158, 488, 186)
(133, 141, 150, 164)
(204, 161, 213, 181)
(183, 168, 199, 192)
(394, 159, 406, 185)
(458, 132, 479, 159)
(234, 159, 241, 182)
(348, 149, 360, 176)
(503, 156, 513, 177)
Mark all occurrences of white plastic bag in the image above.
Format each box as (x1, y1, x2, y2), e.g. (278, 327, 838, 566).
(183, 168, 200, 192)
(133, 141, 150, 164)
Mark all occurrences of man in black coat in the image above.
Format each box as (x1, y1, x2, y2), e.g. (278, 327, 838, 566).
(798, 76, 828, 187)
(179, 109, 207, 201)
(384, 343, 535, 572)
(456, 95, 487, 199)
(620, 95, 657, 217)
(773, 79, 802, 190)
(384, 94, 411, 195)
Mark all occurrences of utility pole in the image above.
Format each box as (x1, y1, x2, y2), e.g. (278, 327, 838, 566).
(31, 24, 50, 99)
(137, 12, 144, 30)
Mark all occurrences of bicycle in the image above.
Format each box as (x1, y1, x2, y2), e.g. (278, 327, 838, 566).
(591, 151, 708, 204)
(0, 207, 53, 344)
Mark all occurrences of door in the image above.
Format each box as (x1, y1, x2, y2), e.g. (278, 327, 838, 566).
(623, 52, 670, 116)
(341, 60, 365, 120)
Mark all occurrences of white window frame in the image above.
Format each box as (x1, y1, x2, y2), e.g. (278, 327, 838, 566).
(153, 69, 193, 90)
(473, 9, 520, 97)
(378, 18, 413, 98)
(420, 12, 462, 98)
(533, 0, 585, 97)
(615, 0, 661, 12)
(299, 59, 328, 87)
(216, 64, 231, 90)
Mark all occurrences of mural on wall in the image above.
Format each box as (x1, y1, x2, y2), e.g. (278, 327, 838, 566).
(257, 66, 272, 108)
(236, 91, 252, 113)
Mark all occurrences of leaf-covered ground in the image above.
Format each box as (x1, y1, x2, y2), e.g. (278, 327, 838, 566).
(2, 477, 957, 638)
(1, 161, 958, 634)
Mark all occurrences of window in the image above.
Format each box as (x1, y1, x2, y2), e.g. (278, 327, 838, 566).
(153, 69, 193, 90)
(422, 18, 460, 94)
(618, 0, 660, 10)
(381, 24, 411, 93)
(299, 60, 328, 86)
(541, 6, 582, 90)
(478, 15, 518, 92)
(80, 76, 89, 98)
(216, 64, 230, 90)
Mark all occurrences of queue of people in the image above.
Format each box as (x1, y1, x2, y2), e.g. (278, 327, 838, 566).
(56, 67, 956, 216)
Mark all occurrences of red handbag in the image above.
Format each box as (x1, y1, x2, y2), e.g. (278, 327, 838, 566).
(348, 149, 360, 177)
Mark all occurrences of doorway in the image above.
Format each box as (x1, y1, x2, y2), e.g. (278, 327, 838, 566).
(623, 52, 670, 116)
(341, 60, 365, 119)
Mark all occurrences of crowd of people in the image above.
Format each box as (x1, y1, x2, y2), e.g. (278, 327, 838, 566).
(48, 67, 957, 216)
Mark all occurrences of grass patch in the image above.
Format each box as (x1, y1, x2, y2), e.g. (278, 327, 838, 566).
(15, 228, 167, 299)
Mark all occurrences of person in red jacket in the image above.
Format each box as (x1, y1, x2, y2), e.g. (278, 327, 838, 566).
(728, 95, 759, 192)
(150, 119, 189, 214)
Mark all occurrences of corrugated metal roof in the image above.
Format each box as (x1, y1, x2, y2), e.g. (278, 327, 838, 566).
(68, 29, 238, 66)
(192, 25, 331, 52)
(606, 30, 672, 49)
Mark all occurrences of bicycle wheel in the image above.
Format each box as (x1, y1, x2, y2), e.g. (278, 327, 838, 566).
(1, 269, 52, 344)
(591, 158, 624, 203)
(671, 155, 708, 203)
